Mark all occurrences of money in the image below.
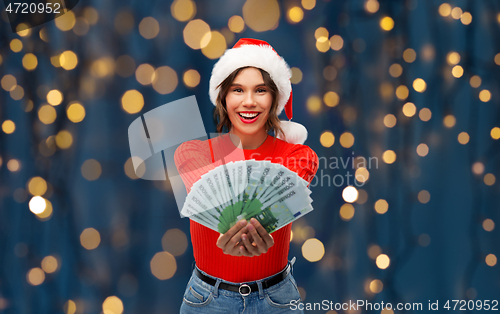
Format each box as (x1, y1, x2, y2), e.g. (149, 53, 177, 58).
(181, 160, 314, 234)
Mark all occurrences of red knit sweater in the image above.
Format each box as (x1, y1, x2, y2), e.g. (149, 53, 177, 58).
(174, 134, 319, 282)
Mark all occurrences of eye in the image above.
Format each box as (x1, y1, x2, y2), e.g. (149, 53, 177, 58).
(232, 88, 242, 92)
(257, 88, 267, 93)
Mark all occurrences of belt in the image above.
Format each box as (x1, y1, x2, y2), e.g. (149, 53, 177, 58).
(194, 263, 292, 297)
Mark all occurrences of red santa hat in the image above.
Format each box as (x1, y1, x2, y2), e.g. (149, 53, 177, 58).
(209, 38, 308, 145)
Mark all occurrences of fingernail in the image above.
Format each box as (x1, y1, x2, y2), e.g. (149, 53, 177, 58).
(240, 220, 247, 226)
(242, 234, 246, 240)
(247, 224, 254, 230)
(251, 218, 257, 225)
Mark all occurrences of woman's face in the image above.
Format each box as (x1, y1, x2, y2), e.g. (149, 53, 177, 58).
(225, 67, 273, 138)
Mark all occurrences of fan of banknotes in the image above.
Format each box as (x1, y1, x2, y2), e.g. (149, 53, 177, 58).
(180, 160, 313, 234)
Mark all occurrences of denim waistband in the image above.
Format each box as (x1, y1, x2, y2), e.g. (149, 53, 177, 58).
(191, 257, 296, 299)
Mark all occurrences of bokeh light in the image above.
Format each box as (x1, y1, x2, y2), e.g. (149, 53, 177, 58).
(380, 17, 394, 31)
(162, 229, 188, 256)
(320, 131, 335, 148)
(2, 120, 15, 134)
(374, 199, 388, 214)
(102, 296, 124, 314)
(301, 238, 325, 262)
(339, 203, 355, 220)
(382, 150, 396, 164)
(121, 90, 144, 114)
(27, 268, 45, 286)
(339, 132, 354, 148)
(139, 17, 160, 39)
(80, 228, 101, 250)
(66, 102, 86, 123)
(342, 186, 358, 203)
(81, 159, 102, 181)
(150, 252, 177, 280)
(376, 254, 390, 269)
(171, 0, 196, 22)
(242, 0, 280, 32)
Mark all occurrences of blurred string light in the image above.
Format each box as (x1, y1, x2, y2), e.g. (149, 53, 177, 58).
(382, 150, 396, 164)
(376, 254, 390, 269)
(41, 256, 58, 273)
(369, 279, 383, 293)
(139, 17, 160, 39)
(380, 16, 394, 31)
(66, 102, 86, 123)
(183, 69, 200, 87)
(162, 229, 188, 256)
(339, 203, 355, 220)
(287, 6, 304, 24)
(320, 131, 335, 147)
(457, 132, 470, 145)
(342, 186, 358, 203)
(81, 159, 102, 181)
(242, 0, 280, 32)
(443, 114, 456, 128)
(374, 199, 388, 214)
(402, 102, 416, 117)
(10, 39, 23, 52)
(419, 108, 432, 121)
(491, 127, 500, 140)
(121, 90, 144, 114)
(2, 120, 15, 134)
(384, 114, 396, 128)
(27, 268, 45, 286)
(365, 0, 379, 14)
(302, 238, 325, 262)
(355, 167, 369, 183)
(228, 15, 245, 33)
(339, 132, 354, 148)
(171, 0, 196, 22)
(183, 19, 211, 49)
(150, 252, 177, 280)
(80, 228, 101, 250)
(290, 67, 303, 84)
(301, 0, 315, 10)
(102, 296, 124, 314)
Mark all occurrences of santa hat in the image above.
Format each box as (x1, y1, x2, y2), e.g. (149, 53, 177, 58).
(209, 38, 308, 145)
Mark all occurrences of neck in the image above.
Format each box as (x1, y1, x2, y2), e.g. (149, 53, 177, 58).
(229, 128, 268, 150)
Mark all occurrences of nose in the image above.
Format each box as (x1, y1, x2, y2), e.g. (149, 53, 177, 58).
(242, 91, 256, 106)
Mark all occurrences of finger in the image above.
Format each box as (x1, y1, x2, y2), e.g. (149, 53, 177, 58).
(217, 219, 248, 248)
(250, 218, 274, 248)
(241, 233, 259, 256)
(239, 244, 253, 257)
(247, 223, 264, 249)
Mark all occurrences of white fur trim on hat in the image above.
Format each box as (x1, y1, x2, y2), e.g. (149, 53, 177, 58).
(209, 44, 292, 116)
(277, 120, 308, 145)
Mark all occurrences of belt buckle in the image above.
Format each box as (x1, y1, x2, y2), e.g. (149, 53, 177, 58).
(238, 284, 251, 296)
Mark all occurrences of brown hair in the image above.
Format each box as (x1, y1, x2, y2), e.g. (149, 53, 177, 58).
(213, 66, 286, 142)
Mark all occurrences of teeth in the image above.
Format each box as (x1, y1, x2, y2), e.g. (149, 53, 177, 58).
(239, 112, 259, 118)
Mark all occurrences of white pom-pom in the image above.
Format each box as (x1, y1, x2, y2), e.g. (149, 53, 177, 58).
(277, 120, 308, 144)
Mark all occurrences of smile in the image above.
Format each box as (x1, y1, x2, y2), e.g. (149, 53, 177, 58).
(237, 112, 261, 124)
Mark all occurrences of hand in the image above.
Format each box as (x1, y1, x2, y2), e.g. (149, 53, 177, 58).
(239, 218, 274, 257)
(216, 219, 252, 257)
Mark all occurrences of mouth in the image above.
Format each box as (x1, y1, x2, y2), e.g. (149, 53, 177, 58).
(237, 112, 261, 124)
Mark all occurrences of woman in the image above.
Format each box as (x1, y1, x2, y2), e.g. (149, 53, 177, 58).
(175, 38, 319, 313)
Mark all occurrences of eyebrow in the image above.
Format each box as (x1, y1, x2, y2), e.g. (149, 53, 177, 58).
(230, 83, 267, 87)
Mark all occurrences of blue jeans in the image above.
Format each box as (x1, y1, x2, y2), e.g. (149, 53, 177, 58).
(179, 260, 304, 314)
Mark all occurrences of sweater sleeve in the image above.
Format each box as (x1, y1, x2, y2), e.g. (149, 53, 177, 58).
(174, 140, 218, 193)
(283, 145, 319, 187)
